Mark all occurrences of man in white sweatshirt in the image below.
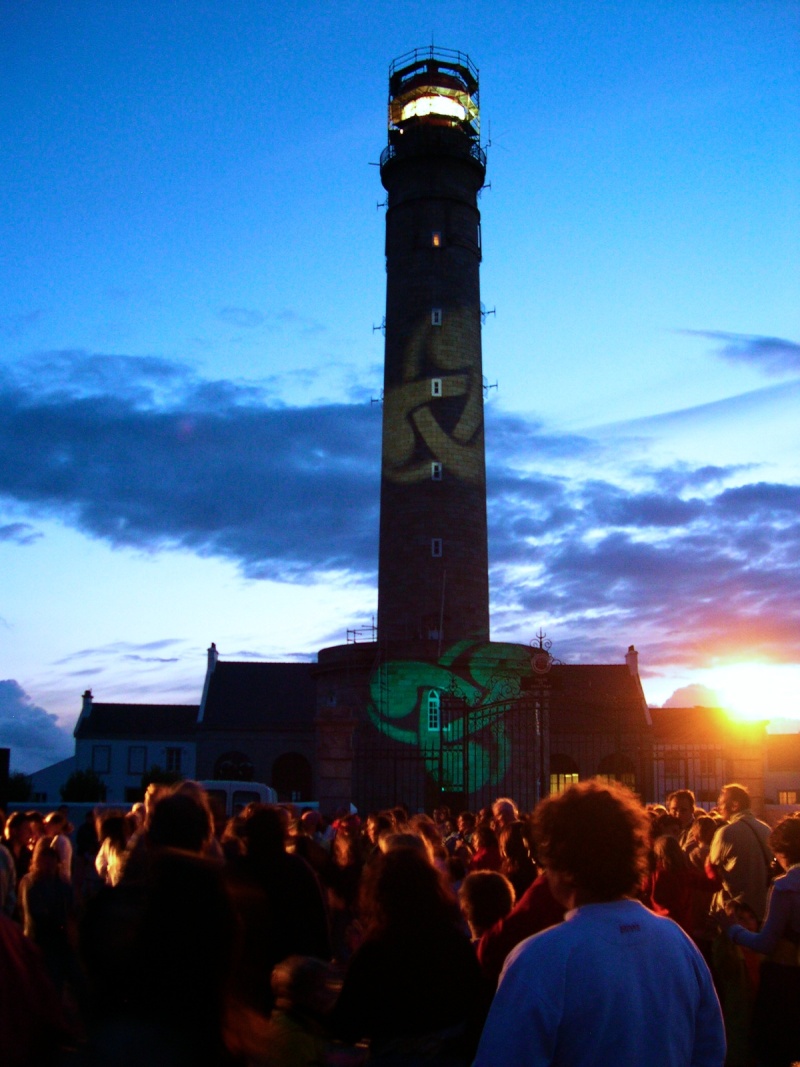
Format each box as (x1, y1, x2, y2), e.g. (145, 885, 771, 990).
(474, 780, 725, 1067)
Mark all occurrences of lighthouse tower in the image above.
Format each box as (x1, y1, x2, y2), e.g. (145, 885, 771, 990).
(377, 47, 490, 650)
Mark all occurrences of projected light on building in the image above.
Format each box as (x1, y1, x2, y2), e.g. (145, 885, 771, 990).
(367, 640, 542, 793)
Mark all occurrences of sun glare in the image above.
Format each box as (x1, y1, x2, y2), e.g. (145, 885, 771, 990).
(699, 663, 800, 723)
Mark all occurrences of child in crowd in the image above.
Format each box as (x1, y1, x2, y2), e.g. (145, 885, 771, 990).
(459, 870, 516, 943)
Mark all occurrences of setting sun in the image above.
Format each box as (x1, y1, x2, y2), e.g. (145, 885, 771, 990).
(697, 663, 800, 723)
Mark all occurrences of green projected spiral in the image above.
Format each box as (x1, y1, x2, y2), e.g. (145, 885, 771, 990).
(367, 640, 533, 791)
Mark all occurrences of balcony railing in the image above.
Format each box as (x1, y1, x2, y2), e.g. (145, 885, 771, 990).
(380, 137, 486, 171)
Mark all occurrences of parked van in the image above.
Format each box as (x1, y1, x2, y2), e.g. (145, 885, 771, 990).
(198, 780, 278, 818)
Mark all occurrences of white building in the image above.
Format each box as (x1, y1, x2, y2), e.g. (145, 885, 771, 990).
(73, 689, 198, 804)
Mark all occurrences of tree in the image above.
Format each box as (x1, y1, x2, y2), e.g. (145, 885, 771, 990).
(60, 768, 107, 803)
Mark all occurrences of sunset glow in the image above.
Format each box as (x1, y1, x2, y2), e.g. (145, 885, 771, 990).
(699, 664, 800, 723)
(1, 5, 797, 773)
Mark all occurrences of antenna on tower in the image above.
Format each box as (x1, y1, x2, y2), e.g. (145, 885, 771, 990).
(372, 318, 386, 335)
(483, 375, 498, 397)
(480, 303, 496, 325)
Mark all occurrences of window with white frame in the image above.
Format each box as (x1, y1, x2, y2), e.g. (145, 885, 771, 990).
(427, 690, 441, 731)
(165, 747, 183, 774)
(431, 461, 442, 480)
(431, 378, 442, 397)
(431, 308, 442, 326)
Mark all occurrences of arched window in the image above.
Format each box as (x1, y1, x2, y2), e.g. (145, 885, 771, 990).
(213, 751, 255, 782)
(597, 753, 637, 791)
(427, 690, 441, 732)
(549, 754, 580, 795)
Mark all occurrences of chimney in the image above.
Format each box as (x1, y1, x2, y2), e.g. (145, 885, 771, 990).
(625, 645, 639, 677)
(81, 689, 93, 716)
(198, 643, 219, 724)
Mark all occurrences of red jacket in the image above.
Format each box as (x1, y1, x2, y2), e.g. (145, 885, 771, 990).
(477, 872, 565, 985)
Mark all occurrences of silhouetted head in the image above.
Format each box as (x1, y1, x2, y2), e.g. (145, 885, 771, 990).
(459, 870, 515, 938)
(769, 815, 800, 867)
(360, 845, 459, 933)
(240, 805, 288, 860)
(534, 779, 650, 905)
(718, 783, 751, 819)
(148, 792, 211, 853)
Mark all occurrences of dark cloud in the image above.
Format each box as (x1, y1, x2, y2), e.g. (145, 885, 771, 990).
(683, 330, 800, 376)
(486, 410, 598, 462)
(641, 465, 749, 495)
(1, 350, 798, 675)
(224, 648, 314, 661)
(489, 459, 800, 669)
(0, 522, 41, 545)
(122, 655, 179, 663)
(0, 680, 73, 773)
(7, 351, 199, 406)
(217, 307, 266, 328)
(0, 351, 381, 581)
(53, 639, 185, 666)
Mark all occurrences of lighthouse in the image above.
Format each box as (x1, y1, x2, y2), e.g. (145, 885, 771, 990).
(310, 49, 649, 817)
(377, 47, 490, 650)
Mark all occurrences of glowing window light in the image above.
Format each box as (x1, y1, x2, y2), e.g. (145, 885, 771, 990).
(550, 772, 579, 795)
(400, 94, 467, 123)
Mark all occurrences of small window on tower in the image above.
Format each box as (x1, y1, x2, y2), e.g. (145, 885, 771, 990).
(431, 538, 442, 557)
(431, 462, 442, 481)
(431, 308, 442, 326)
(431, 378, 442, 397)
(432, 231, 442, 248)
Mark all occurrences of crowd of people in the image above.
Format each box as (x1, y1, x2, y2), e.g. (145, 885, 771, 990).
(0, 778, 798, 1066)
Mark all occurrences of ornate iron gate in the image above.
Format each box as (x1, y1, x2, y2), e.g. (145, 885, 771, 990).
(353, 687, 547, 814)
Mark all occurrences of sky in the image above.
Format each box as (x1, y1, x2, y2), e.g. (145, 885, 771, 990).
(1, 1, 798, 773)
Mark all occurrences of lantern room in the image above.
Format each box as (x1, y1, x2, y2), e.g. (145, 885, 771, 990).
(387, 47, 480, 141)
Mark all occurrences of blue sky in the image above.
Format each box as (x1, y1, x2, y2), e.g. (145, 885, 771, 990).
(1, 1, 798, 772)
